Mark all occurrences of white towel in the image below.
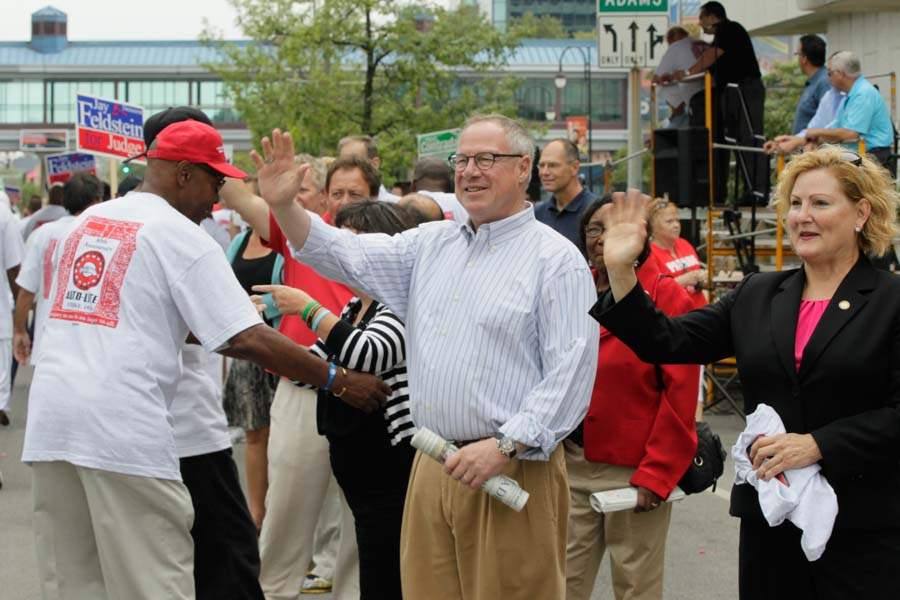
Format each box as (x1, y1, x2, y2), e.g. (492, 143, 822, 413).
(732, 404, 838, 561)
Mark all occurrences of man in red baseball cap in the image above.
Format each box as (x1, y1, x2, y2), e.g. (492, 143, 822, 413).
(22, 118, 390, 599)
(132, 119, 246, 223)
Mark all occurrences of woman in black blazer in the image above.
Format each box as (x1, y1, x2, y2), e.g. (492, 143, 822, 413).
(590, 146, 900, 599)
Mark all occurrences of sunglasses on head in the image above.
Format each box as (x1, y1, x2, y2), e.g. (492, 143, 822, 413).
(840, 151, 863, 167)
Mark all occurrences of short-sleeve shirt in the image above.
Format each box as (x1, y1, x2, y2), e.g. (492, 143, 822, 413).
(22, 192, 262, 481)
(262, 213, 352, 348)
(710, 19, 761, 87)
(21, 204, 68, 241)
(793, 68, 831, 134)
(831, 76, 894, 149)
(15, 214, 75, 363)
(534, 188, 595, 248)
(0, 207, 24, 339)
(171, 344, 232, 458)
(656, 36, 709, 108)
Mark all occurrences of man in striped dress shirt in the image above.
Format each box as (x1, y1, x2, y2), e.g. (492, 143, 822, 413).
(253, 114, 599, 599)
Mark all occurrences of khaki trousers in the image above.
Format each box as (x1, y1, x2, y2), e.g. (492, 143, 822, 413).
(400, 445, 568, 600)
(564, 441, 672, 600)
(258, 381, 358, 600)
(32, 461, 195, 600)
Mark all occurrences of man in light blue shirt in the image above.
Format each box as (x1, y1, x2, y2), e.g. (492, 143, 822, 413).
(805, 51, 895, 169)
(764, 86, 844, 155)
(792, 35, 831, 134)
(253, 115, 599, 598)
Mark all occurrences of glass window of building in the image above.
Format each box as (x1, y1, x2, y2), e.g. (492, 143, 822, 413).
(50, 81, 117, 123)
(559, 77, 626, 125)
(196, 81, 239, 122)
(125, 81, 190, 114)
(0, 80, 45, 123)
(515, 79, 556, 122)
(506, 0, 596, 34)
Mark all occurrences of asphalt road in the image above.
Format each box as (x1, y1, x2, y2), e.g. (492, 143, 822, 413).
(0, 367, 746, 600)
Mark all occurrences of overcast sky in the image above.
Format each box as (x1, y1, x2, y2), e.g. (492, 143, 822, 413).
(0, 0, 246, 41)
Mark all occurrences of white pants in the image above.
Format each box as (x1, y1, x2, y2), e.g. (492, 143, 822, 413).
(0, 340, 11, 413)
(258, 381, 358, 600)
(311, 477, 343, 579)
(32, 461, 195, 600)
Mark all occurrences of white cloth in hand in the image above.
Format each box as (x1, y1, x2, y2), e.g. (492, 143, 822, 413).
(732, 404, 838, 561)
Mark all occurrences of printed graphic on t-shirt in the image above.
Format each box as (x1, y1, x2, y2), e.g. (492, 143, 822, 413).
(664, 254, 700, 275)
(41, 238, 59, 300)
(50, 217, 142, 327)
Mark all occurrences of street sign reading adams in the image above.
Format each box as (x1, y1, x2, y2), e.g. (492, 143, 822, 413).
(598, 0, 670, 69)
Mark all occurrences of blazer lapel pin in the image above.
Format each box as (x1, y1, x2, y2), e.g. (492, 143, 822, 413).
(838, 300, 850, 310)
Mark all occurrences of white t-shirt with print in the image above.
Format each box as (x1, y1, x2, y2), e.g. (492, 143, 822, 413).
(15, 215, 75, 364)
(172, 343, 231, 459)
(22, 192, 262, 481)
(0, 208, 24, 339)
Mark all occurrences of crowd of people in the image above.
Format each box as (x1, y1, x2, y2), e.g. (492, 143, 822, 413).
(1, 2, 899, 599)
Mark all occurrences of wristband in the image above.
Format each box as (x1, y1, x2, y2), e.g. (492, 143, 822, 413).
(305, 305, 323, 328)
(310, 308, 330, 331)
(323, 362, 338, 392)
(301, 301, 321, 323)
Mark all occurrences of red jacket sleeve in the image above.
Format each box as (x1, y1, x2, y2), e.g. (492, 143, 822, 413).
(629, 277, 700, 498)
(260, 212, 286, 256)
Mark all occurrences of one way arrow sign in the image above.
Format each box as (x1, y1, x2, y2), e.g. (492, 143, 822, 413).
(597, 14, 669, 69)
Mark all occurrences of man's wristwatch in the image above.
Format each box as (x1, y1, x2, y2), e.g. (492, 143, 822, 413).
(494, 434, 518, 459)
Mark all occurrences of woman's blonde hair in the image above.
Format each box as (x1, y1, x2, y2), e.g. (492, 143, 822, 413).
(648, 198, 676, 229)
(773, 145, 899, 256)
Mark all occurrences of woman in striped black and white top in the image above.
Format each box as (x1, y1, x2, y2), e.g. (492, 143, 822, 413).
(254, 200, 415, 600)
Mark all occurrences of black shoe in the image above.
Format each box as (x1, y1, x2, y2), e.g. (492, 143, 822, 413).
(0, 410, 8, 426)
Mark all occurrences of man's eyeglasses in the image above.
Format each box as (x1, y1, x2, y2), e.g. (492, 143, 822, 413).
(447, 152, 524, 172)
(193, 163, 226, 192)
(840, 151, 863, 167)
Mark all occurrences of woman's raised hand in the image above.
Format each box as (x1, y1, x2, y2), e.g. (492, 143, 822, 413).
(250, 129, 310, 210)
(600, 188, 651, 273)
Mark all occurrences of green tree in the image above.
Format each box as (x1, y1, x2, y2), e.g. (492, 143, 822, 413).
(205, 0, 522, 183)
(509, 13, 567, 39)
(762, 60, 806, 141)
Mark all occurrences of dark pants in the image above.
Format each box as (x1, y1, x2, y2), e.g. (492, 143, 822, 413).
(869, 146, 896, 177)
(180, 448, 264, 600)
(330, 427, 415, 600)
(713, 78, 767, 203)
(739, 519, 900, 599)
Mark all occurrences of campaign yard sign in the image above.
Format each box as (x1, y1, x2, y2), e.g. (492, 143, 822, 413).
(46, 152, 97, 185)
(75, 94, 145, 161)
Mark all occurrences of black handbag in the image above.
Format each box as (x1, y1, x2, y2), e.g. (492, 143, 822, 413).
(652, 364, 727, 494)
(678, 421, 727, 494)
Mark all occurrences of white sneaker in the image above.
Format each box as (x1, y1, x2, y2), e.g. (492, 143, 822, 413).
(300, 574, 332, 594)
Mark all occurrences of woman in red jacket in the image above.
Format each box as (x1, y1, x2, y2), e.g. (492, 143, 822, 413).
(566, 198, 700, 600)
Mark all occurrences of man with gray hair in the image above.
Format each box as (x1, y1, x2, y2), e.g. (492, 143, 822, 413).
(254, 114, 599, 598)
(805, 50, 895, 171)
